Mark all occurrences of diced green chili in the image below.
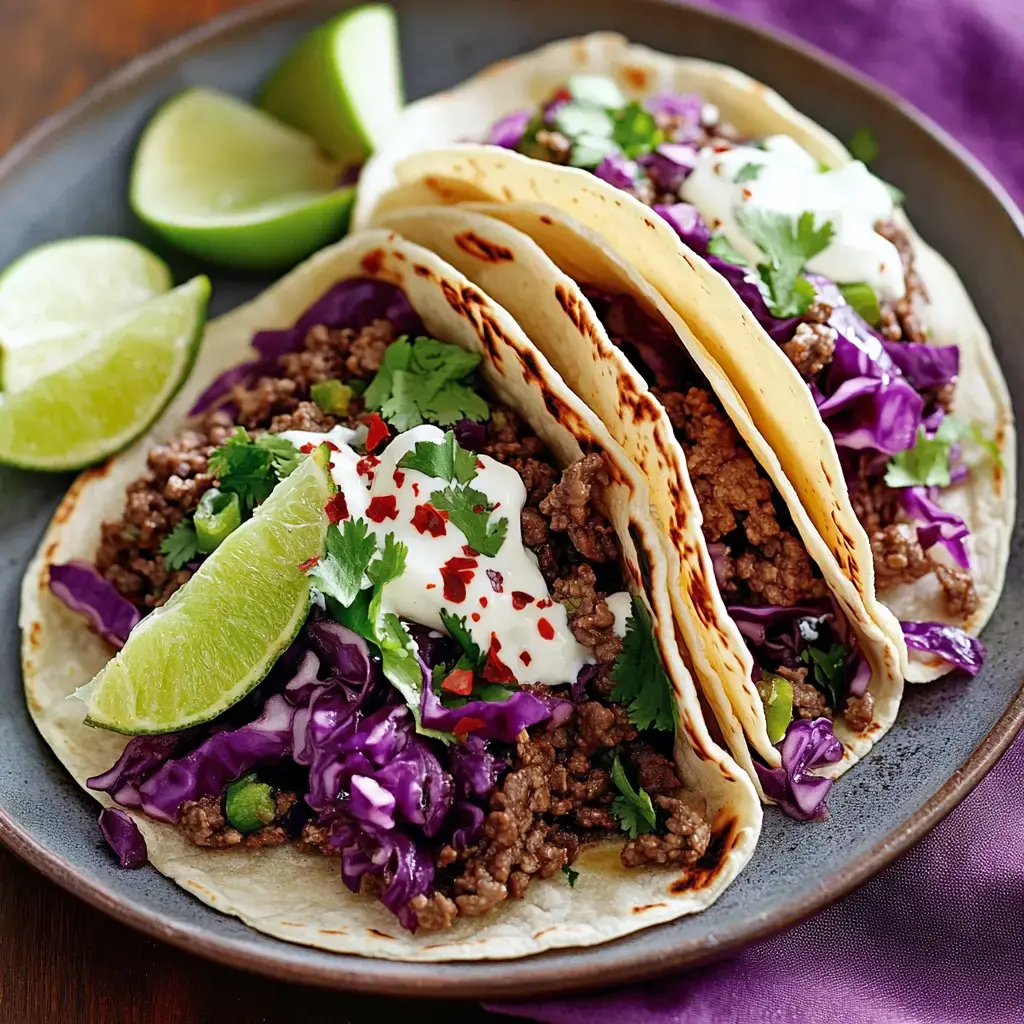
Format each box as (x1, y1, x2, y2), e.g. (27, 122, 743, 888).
(194, 487, 242, 555)
(310, 378, 354, 416)
(757, 673, 795, 745)
(224, 772, 276, 834)
(839, 281, 882, 326)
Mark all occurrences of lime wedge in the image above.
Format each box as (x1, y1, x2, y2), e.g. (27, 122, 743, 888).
(0, 237, 171, 350)
(77, 445, 333, 734)
(0, 276, 209, 470)
(259, 4, 403, 163)
(130, 89, 354, 271)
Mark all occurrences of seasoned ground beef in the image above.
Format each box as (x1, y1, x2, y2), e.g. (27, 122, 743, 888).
(782, 322, 837, 379)
(483, 409, 559, 506)
(843, 692, 875, 732)
(935, 564, 979, 618)
(539, 453, 619, 563)
(870, 524, 932, 589)
(778, 666, 830, 720)
(875, 220, 928, 344)
(657, 385, 828, 607)
(620, 796, 711, 868)
(180, 792, 295, 849)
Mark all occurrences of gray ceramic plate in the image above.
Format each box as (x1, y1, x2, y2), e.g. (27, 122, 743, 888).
(1, 0, 1022, 1000)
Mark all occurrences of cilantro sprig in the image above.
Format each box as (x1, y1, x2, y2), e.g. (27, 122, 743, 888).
(431, 485, 508, 557)
(439, 609, 484, 673)
(207, 428, 301, 510)
(561, 863, 580, 888)
(160, 519, 198, 571)
(398, 430, 479, 484)
(734, 208, 835, 318)
(884, 418, 960, 489)
(610, 755, 658, 839)
(799, 641, 847, 710)
(706, 234, 749, 267)
(308, 518, 377, 608)
(363, 337, 488, 431)
(610, 597, 675, 732)
(733, 162, 764, 184)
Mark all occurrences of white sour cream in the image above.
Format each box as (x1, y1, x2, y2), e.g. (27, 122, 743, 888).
(280, 424, 613, 687)
(606, 591, 633, 638)
(680, 134, 905, 300)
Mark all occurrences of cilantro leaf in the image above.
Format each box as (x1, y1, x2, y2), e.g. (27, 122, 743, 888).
(734, 208, 835, 318)
(610, 755, 658, 839)
(610, 596, 676, 732)
(377, 612, 451, 742)
(733, 162, 764, 183)
(799, 641, 847, 710)
(561, 863, 580, 888)
(398, 431, 479, 484)
(430, 485, 509, 557)
(367, 533, 408, 624)
(365, 337, 488, 431)
(611, 101, 663, 160)
(848, 126, 879, 165)
(884, 418, 960, 489)
(308, 519, 377, 608)
(255, 434, 303, 479)
(327, 589, 374, 641)
(440, 609, 483, 671)
(838, 281, 882, 326)
(967, 423, 1005, 471)
(160, 519, 198, 571)
(706, 234, 749, 267)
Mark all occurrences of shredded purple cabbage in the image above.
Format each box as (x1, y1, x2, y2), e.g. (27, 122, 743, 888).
(488, 110, 531, 149)
(190, 280, 424, 414)
(755, 717, 843, 821)
(901, 621, 985, 676)
(900, 487, 971, 569)
(48, 561, 140, 648)
(640, 144, 697, 194)
(595, 152, 639, 191)
(98, 808, 148, 868)
(452, 418, 487, 451)
(653, 202, 710, 252)
(882, 341, 960, 391)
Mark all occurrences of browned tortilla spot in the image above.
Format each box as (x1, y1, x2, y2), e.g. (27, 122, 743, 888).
(28, 621, 41, 650)
(632, 902, 667, 913)
(622, 65, 650, 89)
(540, 214, 553, 225)
(413, 263, 434, 279)
(361, 249, 385, 276)
(455, 231, 515, 263)
(368, 928, 396, 940)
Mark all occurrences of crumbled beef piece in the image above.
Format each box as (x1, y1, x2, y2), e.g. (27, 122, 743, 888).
(298, 821, 332, 854)
(539, 454, 618, 562)
(344, 319, 394, 378)
(574, 701, 637, 756)
(575, 806, 618, 830)
(848, 456, 902, 536)
(241, 825, 289, 849)
(870, 524, 932, 589)
(233, 376, 299, 428)
(658, 386, 826, 606)
(875, 220, 928, 343)
(407, 892, 459, 932)
(936, 564, 979, 619)
(483, 409, 559, 506)
(782, 322, 837, 379)
(269, 401, 337, 435)
(924, 382, 957, 414)
(278, 325, 351, 389)
(180, 795, 242, 848)
(532, 129, 572, 163)
(620, 796, 711, 867)
(652, 111, 743, 151)
(552, 564, 624, 666)
(779, 666, 831, 719)
(520, 507, 549, 547)
(629, 742, 682, 793)
(843, 692, 875, 731)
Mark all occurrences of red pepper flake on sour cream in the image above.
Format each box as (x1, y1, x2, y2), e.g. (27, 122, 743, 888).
(440, 556, 478, 603)
(366, 495, 398, 523)
(365, 412, 390, 453)
(537, 618, 555, 641)
(324, 492, 350, 524)
(411, 503, 448, 537)
(482, 633, 516, 684)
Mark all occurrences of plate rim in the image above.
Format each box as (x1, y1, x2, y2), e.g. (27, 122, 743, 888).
(2, 0, 1023, 998)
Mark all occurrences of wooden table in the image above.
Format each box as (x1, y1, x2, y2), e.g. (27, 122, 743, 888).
(0, 2, 496, 1020)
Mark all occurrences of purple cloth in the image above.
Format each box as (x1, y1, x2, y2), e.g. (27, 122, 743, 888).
(488, 2, 1024, 1021)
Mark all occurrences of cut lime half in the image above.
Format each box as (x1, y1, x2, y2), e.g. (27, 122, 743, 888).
(130, 89, 354, 271)
(0, 276, 209, 471)
(77, 445, 333, 734)
(259, 4, 403, 164)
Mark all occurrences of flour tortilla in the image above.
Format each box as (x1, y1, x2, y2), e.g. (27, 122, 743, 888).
(21, 230, 760, 961)
(373, 202, 904, 785)
(354, 33, 1014, 694)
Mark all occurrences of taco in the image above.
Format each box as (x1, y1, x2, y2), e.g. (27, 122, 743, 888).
(354, 36, 1009, 699)
(373, 200, 904, 814)
(21, 230, 759, 960)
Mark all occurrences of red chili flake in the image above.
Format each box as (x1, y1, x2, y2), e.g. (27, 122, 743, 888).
(425, 583, 436, 590)
(519, 651, 532, 667)
(479, 596, 488, 608)
(356, 454, 380, 479)
(537, 618, 555, 641)
(299, 442, 315, 454)
(453, 717, 485, 739)
(366, 495, 398, 522)
(741, 187, 753, 200)
(412, 482, 420, 497)
(297, 555, 320, 572)
(536, 598, 552, 610)
(412, 503, 448, 537)
(365, 412, 390, 453)
(327, 461, 335, 470)
(440, 668, 474, 696)
(393, 469, 405, 487)
(441, 556, 478, 603)
(493, 503, 501, 510)
(462, 544, 478, 557)
(472, 504, 485, 514)
(324, 440, 340, 452)
(482, 633, 516, 684)
(324, 492, 350, 524)
(511, 591, 534, 610)
(471, 612, 481, 622)
(476, 459, 484, 469)
(486, 569, 504, 593)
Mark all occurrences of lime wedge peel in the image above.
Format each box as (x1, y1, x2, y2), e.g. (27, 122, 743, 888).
(131, 88, 354, 271)
(0, 276, 210, 471)
(258, 3, 404, 163)
(77, 445, 334, 734)
(0, 237, 171, 350)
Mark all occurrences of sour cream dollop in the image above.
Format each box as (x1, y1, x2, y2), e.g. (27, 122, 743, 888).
(681, 134, 904, 300)
(280, 424, 620, 687)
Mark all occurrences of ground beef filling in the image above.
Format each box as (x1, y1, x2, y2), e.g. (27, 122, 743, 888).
(125, 325, 702, 928)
